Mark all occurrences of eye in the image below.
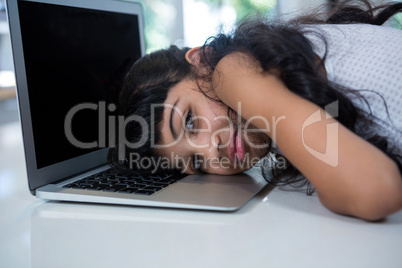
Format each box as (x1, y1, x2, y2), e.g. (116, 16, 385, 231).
(193, 154, 202, 171)
(185, 111, 195, 132)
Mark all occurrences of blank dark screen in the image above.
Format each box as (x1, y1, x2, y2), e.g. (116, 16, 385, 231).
(18, 1, 141, 169)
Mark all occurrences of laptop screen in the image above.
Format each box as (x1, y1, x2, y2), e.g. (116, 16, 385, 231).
(18, 1, 141, 169)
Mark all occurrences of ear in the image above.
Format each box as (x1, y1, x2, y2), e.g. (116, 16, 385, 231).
(185, 47, 204, 66)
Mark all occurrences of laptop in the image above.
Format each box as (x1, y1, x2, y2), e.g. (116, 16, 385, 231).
(6, 0, 267, 211)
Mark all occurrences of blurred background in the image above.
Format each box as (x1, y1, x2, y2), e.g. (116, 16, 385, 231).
(0, 0, 401, 126)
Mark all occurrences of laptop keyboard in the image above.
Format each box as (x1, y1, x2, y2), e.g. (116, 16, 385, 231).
(63, 169, 184, 196)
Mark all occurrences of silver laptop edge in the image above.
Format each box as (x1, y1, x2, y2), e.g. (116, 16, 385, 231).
(7, 0, 146, 193)
(7, 0, 267, 211)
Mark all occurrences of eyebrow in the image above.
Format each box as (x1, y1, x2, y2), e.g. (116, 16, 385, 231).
(169, 99, 179, 140)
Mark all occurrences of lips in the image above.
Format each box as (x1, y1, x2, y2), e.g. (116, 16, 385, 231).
(235, 133, 246, 161)
(228, 131, 246, 163)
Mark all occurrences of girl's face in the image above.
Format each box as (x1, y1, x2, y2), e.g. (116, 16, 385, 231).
(156, 79, 269, 175)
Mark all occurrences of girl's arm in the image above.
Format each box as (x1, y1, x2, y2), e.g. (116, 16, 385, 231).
(212, 52, 402, 221)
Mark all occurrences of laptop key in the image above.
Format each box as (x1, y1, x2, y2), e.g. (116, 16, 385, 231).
(118, 187, 140, 194)
(128, 175, 143, 179)
(153, 182, 169, 188)
(115, 182, 132, 187)
(94, 183, 110, 190)
(143, 186, 163, 191)
(158, 178, 176, 184)
(103, 185, 127, 192)
(134, 183, 148, 188)
(123, 179, 137, 184)
(80, 183, 94, 188)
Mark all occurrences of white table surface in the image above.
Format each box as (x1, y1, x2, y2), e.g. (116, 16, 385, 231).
(0, 121, 401, 268)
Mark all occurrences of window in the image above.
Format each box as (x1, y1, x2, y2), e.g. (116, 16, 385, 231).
(124, 0, 279, 51)
(392, 0, 402, 29)
(123, 0, 184, 53)
(183, 0, 278, 47)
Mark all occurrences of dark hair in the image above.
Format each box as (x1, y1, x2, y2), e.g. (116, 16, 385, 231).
(201, 0, 402, 193)
(109, 0, 402, 192)
(297, 0, 402, 25)
(108, 46, 193, 175)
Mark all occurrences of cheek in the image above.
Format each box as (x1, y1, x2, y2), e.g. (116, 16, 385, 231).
(243, 130, 270, 157)
(206, 103, 231, 127)
(196, 103, 231, 134)
(206, 99, 228, 116)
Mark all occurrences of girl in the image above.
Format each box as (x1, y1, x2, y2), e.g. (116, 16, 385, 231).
(109, 0, 402, 220)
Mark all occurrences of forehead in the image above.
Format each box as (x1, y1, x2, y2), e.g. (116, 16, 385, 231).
(164, 79, 203, 105)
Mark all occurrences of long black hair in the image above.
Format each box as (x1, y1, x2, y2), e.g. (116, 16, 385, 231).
(199, 0, 402, 193)
(109, 0, 402, 191)
(108, 46, 193, 175)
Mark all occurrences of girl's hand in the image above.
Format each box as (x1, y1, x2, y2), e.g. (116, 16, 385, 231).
(212, 52, 402, 221)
